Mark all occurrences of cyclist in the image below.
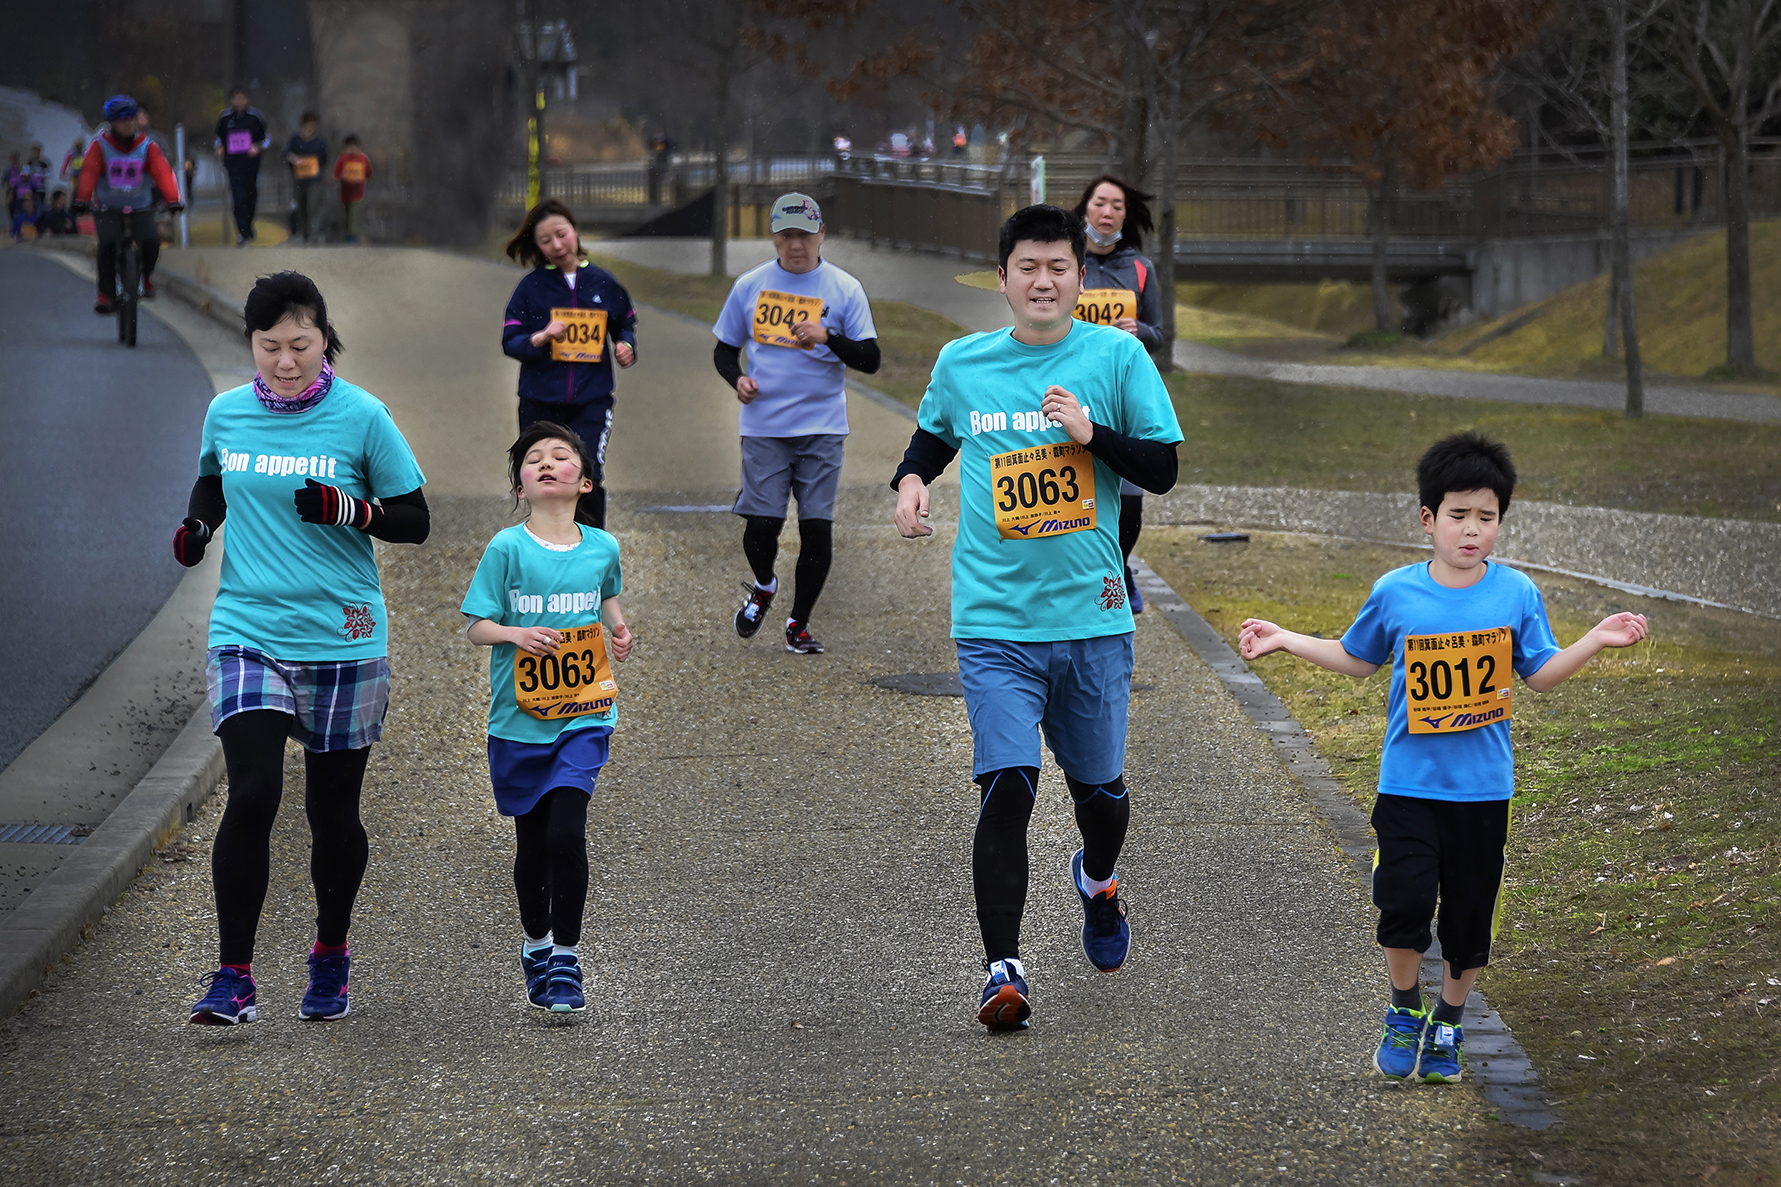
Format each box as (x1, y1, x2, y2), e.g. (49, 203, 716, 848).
(74, 95, 182, 315)
(1070, 175, 1164, 614)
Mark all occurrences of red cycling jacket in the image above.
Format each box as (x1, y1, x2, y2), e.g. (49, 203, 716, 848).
(74, 131, 181, 206)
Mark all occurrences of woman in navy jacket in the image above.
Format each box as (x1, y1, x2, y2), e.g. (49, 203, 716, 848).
(503, 198, 638, 528)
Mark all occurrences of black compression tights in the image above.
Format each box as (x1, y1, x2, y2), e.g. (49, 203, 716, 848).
(513, 787, 591, 946)
(1119, 494, 1144, 562)
(212, 710, 371, 965)
(740, 515, 834, 625)
(972, 767, 1133, 960)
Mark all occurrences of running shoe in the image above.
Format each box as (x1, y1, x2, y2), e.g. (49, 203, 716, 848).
(1418, 1018, 1465, 1083)
(1126, 565, 1144, 615)
(298, 949, 351, 1020)
(734, 582, 775, 639)
(189, 967, 258, 1026)
(94, 293, 114, 315)
(522, 945, 552, 1007)
(1070, 848, 1131, 972)
(785, 621, 824, 654)
(1373, 1004, 1428, 1080)
(141, 277, 155, 299)
(978, 958, 1031, 1031)
(537, 953, 586, 1013)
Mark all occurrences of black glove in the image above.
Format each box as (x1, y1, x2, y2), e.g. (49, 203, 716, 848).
(294, 478, 374, 529)
(165, 202, 185, 214)
(172, 517, 211, 567)
(70, 199, 91, 215)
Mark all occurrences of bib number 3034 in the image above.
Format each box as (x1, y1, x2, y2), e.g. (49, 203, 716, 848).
(514, 623, 616, 721)
(1404, 627, 1513, 734)
(753, 289, 825, 349)
(990, 441, 1097, 540)
(549, 308, 608, 363)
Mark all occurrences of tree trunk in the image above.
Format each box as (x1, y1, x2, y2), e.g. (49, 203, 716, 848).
(1609, 0, 1642, 415)
(710, 55, 733, 278)
(1601, 163, 1618, 356)
(1370, 157, 1395, 332)
(1721, 122, 1755, 371)
(1154, 80, 1179, 371)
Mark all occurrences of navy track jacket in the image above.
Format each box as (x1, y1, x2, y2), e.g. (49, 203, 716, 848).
(502, 263, 639, 407)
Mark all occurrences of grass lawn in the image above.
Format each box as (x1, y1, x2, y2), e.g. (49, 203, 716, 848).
(1143, 527, 1781, 1186)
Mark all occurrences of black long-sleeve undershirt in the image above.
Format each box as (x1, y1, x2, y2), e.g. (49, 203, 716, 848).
(184, 476, 431, 544)
(891, 425, 1179, 495)
(712, 333, 881, 389)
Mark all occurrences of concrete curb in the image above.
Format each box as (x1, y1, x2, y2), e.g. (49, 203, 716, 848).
(32, 236, 244, 337)
(0, 710, 223, 1018)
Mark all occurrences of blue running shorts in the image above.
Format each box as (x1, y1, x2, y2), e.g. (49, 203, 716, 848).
(955, 634, 1134, 783)
(487, 725, 612, 817)
(206, 645, 390, 752)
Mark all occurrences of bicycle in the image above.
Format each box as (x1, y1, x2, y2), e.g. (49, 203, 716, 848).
(74, 199, 182, 348)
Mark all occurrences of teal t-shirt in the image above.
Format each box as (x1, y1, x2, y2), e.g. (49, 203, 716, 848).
(198, 377, 427, 661)
(918, 321, 1182, 641)
(460, 524, 625, 743)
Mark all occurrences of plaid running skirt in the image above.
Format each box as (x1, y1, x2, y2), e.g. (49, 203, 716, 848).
(206, 645, 391, 752)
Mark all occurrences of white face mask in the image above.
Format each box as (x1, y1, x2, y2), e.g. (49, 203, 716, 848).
(1084, 222, 1121, 248)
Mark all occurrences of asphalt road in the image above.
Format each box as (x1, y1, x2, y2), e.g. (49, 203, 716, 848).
(0, 250, 216, 772)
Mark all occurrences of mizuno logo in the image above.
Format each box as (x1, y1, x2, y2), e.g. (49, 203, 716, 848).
(1005, 522, 1034, 536)
(1419, 714, 1454, 730)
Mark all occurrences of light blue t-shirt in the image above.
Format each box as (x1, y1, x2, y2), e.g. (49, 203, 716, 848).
(198, 378, 427, 661)
(460, 524, 624, 743)
(712, 257, 876, 437)
(1341, 561, 1563, 802)
(918, 321, 1183, 641)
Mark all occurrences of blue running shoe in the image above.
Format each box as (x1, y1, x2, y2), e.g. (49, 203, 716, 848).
(189, 967, 257, 1026)
(1373, 1005, 1427, 1079)
(1126, 566, 1144, 614)
(1418, 1019, 1464, 1083)
(522, 945, 552, 1007)
(538, 953, 586, 1013)
(299, 949, 351, 1020)
(978, 958, 1031, 1031)
(1070, 849, 1130, 972)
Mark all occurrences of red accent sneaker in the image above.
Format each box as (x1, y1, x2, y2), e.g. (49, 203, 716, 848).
(141, 276, 156, 299)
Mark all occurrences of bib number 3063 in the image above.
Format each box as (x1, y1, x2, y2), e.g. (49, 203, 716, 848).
(514, 623, 616, 720)
(549, 307, 608, 363)
(753, 289, 825, 349)
(1404, 627, 1513, 734)
(990, 441, 1097, 540)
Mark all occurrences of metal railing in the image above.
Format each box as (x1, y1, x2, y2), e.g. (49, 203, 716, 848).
(496, 155, 837, 210)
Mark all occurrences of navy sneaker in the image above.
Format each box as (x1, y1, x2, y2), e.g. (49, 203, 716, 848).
(189, 967, 258, 1026)
(1071, 849, 1131, 972)
(785, 621, 825, 654)
(299, 949, 351, 1020)
(522, 945, 552, 1007)
(1126, 565, 1144, 614)
(537, 953, 586, 1013)
(1373, 1005, 1428, 1079)
(978, 958, 1031, 1031)
(1418, 1018, 1464, 1083)
(734, 583, 774, 639)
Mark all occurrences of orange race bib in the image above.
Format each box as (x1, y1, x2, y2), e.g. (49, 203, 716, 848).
(753, 289, 825, 349)
(340, 160, 366, 183)
(1074, 288, 1137, 326)
(549, 307, 608, 363)
(294, 155, 320, 179)
(990, 441, 1097, 540)
(1404, 627, 1513, 734)
(514, 623, 616, 721)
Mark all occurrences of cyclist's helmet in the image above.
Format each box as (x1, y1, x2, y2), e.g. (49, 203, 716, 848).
(103, 95, 139, 122)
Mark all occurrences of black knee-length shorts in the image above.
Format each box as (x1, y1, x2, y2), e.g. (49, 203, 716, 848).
(1371, 793, 1510, 973)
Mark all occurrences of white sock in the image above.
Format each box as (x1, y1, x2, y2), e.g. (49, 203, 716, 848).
(1078, 867, 1117, 897)
(551, 943, 578, 958)
(755, 576, 777, 594)
(522, 933, 551, 955)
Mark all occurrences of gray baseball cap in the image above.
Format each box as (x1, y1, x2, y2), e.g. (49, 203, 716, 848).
(770, 192, 823, 233)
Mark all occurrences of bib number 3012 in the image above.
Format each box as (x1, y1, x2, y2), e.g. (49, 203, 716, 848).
(514, 623, 616, 720)
(1404, 626, 1513, 734)
(549, 308, 608, 363)
(989, 441, 1097, 540)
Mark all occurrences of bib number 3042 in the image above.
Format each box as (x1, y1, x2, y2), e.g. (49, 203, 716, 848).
(549, 308, 608, 363)
(514, 623, 616, 721)
(753, 289, 825, 349)
(990, 441, 1097, 540)
(1404, 627, 1513, 734)
(1074, 288, 1137, 326)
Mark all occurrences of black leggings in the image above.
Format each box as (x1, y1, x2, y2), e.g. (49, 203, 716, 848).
(1119, 494, 1143, 562)
(95, 208, 162, 298)
(212, 711, 371, 965)
(513, 787, 591, 946)
(741, 515, 833, 625)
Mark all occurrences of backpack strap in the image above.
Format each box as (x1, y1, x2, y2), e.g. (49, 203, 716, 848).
(1134, 257, 1149, 294)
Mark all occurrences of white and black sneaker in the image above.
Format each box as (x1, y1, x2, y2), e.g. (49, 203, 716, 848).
(785, 620, 824, 654)
(734, 583, 774, 639)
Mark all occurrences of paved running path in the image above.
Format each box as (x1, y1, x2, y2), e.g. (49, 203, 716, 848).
(0, 248, 1506, 1184)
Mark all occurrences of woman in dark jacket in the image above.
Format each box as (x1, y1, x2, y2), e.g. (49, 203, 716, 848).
(1071, 174, 1165, 612)
(502, 198, 638, 527)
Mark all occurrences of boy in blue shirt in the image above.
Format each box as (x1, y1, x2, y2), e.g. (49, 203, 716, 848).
(892, 205, 1183, 1030)
(1239, 433, 1649, 1082)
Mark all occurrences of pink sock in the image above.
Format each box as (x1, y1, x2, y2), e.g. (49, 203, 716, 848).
(312, 942, 348, 957)
(221, 963, 251, 975)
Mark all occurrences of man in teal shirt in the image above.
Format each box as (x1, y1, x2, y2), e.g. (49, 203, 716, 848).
(892, 205, 1183, 1031)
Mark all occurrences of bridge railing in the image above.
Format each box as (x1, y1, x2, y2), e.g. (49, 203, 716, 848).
(496, 155, 837, 213)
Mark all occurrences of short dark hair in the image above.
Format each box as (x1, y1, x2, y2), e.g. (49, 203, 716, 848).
(1071, 174, 1155, 253)
(508, 422, 595, 502)
(230, 85, 248, 98)
(505, 198, 581, 269)
(1416, 432, 1517, 518)
(300, 111, 319, 125)
(242, 271, 344, 363)
(343, 133, 361, 146)
(998, 204, 1085, 273)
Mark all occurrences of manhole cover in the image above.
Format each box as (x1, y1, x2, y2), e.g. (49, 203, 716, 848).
(870, 672, 964, 697)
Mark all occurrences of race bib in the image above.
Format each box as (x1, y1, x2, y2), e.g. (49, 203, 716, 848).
(106, 157, 144, 188)
(548, 307, 608, 363)
(340, 160, 366, 183)
(294, 155, 320, 179)
(226, 130, 253, 155)
(514, 623, 616, 721)
(990, 440, 1097, 540)
(1074, 288, 1137, 326)
(1404, 627, 1513, 734)
(753, 288, 825, 349)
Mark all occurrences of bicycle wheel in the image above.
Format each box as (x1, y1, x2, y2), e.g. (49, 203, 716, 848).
(119, 242, 139, 348)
